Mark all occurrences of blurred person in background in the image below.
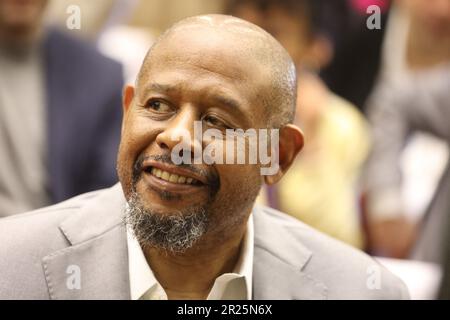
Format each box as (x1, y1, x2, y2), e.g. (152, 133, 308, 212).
(320, 0, 391, 112)
(228, 0, 370, 248)
(0, 0, 123, 216)
(364, 0, 450, 262)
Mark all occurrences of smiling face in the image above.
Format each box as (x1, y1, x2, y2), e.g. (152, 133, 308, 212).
(118, 21, 280, 251)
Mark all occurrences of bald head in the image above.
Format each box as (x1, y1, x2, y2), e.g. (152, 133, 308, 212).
(137, 14, 297, 128)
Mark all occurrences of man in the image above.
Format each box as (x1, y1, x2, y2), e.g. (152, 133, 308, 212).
(0, 15, 408, 300)
(0, 0, 123, 216)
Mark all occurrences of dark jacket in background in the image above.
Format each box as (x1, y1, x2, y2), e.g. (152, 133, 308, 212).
(44, 28, 123, 203)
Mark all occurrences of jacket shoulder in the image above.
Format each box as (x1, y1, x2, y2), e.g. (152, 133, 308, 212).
(254, 206, 410, 299)
(0, 190, 104, 299)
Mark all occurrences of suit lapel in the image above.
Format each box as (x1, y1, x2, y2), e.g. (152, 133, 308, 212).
(42, 184, 131, 299)
(252, 207, 328, 300)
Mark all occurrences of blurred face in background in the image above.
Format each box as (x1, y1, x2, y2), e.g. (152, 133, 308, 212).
(231, 2, 332, 72)
(257, 6, 312, 68)
(0, 0, 47, 39)
(231, 2, 332, 131)
(232, 2, 310, 67)
(401, 0, 450, 37)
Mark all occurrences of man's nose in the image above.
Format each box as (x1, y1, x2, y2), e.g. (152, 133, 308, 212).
(155, 108, 201, 160)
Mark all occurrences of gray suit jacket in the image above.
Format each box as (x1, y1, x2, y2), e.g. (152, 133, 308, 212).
(0, 184, 409, 300)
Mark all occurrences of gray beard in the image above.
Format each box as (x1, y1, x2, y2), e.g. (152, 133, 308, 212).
(124, 191, 209, 253)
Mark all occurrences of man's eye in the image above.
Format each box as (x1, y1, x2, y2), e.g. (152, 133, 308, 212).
(146, 100, 172, 113)
(203, 115, 230, 129)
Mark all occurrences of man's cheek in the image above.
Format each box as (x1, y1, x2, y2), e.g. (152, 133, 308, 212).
(216, 164, 254, 189)
(123, 125, 157, 154)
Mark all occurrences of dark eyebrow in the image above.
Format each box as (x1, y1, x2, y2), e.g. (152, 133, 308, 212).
(208, 93, 251, 126)
(209, 94, 241, 110)
(144, 83, 179, 94)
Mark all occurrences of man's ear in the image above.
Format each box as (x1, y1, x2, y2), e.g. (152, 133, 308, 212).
(121, 85, 135, 136)
(264, 124, 304, 185)
(123, 85, 135, 113)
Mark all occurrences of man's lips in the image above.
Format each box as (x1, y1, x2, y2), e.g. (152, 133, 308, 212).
(142, 160, 208, 186)
(143, 172, 207, 196)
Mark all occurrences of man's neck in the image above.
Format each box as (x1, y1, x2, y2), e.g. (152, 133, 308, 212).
(143, 221, 248, 300)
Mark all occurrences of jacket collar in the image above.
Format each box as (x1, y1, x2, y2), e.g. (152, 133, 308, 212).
(252, 206, 328, 299)
(58, 184, 125, 246)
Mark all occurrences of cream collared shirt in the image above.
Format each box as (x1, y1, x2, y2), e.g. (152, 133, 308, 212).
(127, 215, 254, 300)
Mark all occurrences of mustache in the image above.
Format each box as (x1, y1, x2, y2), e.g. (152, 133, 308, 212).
(132, 153, 220, 193)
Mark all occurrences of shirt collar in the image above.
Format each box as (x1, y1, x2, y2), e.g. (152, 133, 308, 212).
(126, 224, 157, 300)
(127, 214, 254, 300)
